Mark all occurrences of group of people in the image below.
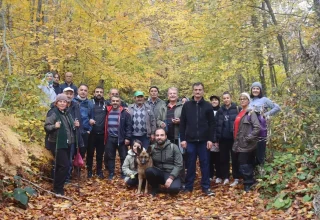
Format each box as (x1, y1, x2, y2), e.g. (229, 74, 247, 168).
(42, 72, 280, 197)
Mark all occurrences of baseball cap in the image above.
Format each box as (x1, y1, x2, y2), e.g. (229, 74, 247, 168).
(134, 91, 144, 97)
(63, 87, 74, 93)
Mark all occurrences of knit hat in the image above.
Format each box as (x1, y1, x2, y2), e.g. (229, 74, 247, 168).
(55, 94, 68, 102)
(240, 92, 251, 102)
(209, 95, 220, 103)
(251, 82, 262, 91)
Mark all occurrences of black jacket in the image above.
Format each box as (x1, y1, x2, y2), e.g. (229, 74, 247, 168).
(215, 103, 241, 141)
(179, 97, 216, 142)
(104, 106, 132, 144)
(53, 83, 62, 95)
(91, 97, 107, 134)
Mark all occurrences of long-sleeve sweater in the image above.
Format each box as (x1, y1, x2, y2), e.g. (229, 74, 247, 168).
(249, 97, 280, 116)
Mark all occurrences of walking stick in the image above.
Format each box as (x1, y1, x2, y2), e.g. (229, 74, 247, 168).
(75, 126, 81, 196)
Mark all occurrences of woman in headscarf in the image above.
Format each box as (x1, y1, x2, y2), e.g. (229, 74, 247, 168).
(38, 72, 56, 107)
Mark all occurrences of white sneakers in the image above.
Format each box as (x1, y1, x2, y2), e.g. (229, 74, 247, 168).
(215, 178, 239, 187)
(230, 179, 239, 187)
(215, 178, 222, 184)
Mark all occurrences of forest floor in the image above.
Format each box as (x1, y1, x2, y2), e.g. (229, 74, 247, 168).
(0, 161, 316, 220)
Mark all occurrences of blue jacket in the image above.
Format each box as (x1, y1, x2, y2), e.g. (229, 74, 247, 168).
(73, 97, 94, 133)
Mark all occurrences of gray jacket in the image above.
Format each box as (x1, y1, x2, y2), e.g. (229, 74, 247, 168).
(128, 103, 156, 137)
(157, 101, 183, 140)
(151, 140, 183, 179)
(232, 110, 261, 152)
(147, 98, 166, 121)
(122, 149, 138, 182)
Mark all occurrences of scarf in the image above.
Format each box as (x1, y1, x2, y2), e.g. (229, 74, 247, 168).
(53, 107, 74, 149)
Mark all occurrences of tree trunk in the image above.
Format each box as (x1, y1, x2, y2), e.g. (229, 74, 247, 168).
(251, 13, 267, 95)
(314, 0, 320, 21)
(35, 0, 42, 45)
(264, 0, 290, 78)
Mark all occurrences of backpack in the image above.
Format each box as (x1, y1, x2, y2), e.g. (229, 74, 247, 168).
(248, 111, 267, 138)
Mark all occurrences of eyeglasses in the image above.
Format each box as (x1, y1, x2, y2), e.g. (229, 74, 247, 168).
(239, 98, 248, 101)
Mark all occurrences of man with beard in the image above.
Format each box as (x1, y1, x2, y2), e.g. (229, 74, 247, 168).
(145, 128, 183, 196)
(104, 95, 132, 180)
(87, 86, 108, 178)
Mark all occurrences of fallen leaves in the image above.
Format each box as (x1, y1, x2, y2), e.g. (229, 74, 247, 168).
(0, 168, 317, 219)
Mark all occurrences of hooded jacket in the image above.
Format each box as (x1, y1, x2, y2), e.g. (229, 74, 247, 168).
(232, 110, 261, 152)
(216, 103, 241, 141)
(122, 149, 138, 182)
(104, 106, 132, 144)
(151, 140, 183, 179)
(179, 97, 216, 142)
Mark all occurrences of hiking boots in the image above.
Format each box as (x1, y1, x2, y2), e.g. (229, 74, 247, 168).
(202, 189, 215, 196)
(96, 171, 104, 179)
(87, 171, 93, 178)
(108, 173, 114, 180)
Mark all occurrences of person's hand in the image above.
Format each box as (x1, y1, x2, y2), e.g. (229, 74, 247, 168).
(74, 119, 80, 127)
(165, 178, 173, 188)
(125, 139, 130, 146)
(160, 122, 166, 128)
(89, 119, 96, 125)
(207, 141, 213, 150)
(87, 131, 90, 134)
(130, 174, 135, 179)
(55, 121, 61, 128)
(150, 134, 155, 141)
(172, 118, 180, 124)
(181, 141, 187, 149)
(124, 107, 130, 114)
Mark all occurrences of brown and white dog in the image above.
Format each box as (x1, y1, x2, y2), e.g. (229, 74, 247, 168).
(136, 146, 153, 194)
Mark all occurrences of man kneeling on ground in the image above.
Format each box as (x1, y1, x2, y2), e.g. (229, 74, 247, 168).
(145, 128, 183, 196)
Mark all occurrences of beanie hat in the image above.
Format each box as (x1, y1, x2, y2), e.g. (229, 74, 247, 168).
(251, 82, 262, 91)
(240, 92, 251, 102)
(55, 94, 68, 103)
(209, 95, 220, 104)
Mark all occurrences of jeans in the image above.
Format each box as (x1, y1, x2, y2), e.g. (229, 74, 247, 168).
(105, 136, 127, 174)
(219, 139, 240, 179)
(185, 141, 210, 191)
(255, 140, 267, 166)
(87, 133, 105, 172)
(145, 167, 181, 194)
(132, 134, 150, 149)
